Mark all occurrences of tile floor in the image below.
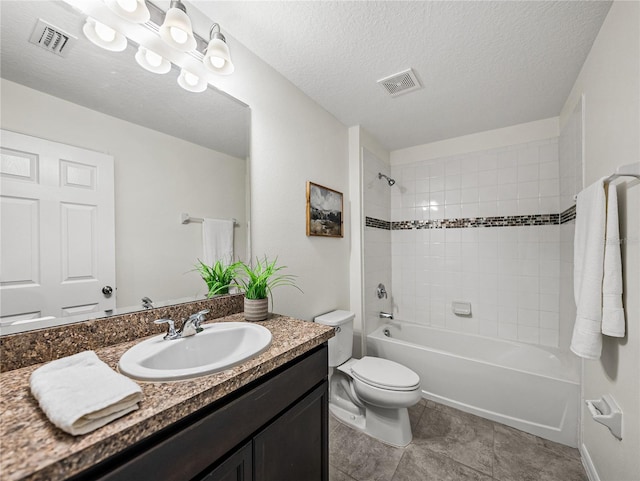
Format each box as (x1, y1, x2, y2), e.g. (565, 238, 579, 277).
(329, 399, 588, 481)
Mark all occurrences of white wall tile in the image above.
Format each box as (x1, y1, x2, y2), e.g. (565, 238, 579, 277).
(382, 136, 563, 348)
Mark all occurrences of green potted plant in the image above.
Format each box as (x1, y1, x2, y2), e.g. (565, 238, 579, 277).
(234, 257, 300, 321)
(196, 259, 240, 298)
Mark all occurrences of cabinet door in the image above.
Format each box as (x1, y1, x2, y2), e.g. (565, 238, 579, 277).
(199, 442, 252, 481)
(254, 383, 328, 481)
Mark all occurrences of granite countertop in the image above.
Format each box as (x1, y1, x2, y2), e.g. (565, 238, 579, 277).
(0, 313, 334, 481)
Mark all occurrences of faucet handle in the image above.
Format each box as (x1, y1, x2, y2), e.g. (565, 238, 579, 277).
(193, 309, 210, 320)
(188, 309, 209, 330)
(154, 318, 180, 340)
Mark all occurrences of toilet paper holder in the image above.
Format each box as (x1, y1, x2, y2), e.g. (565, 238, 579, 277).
(585, 394, 622, 440)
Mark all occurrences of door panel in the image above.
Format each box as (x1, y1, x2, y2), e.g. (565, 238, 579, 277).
(0, 129, 115, 325)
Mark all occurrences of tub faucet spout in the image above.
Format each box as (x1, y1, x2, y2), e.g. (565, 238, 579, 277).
(379, 311, 394, 320)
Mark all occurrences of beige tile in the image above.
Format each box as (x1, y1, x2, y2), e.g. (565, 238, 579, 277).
(408, 398, 427, 429)
(330, 423, 404, 481)
(330, 464, 358, 481)
(493, 424, 587, 481)
(392, 444, 493, 481)
(412, 405, 494, 476)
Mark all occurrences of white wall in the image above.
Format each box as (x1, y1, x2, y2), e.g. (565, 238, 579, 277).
(560, 2, 640, 479)
(201, 30, 351, 321)
(1, 79, 247, 308)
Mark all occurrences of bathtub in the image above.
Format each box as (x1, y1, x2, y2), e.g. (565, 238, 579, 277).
(367, 322, 580, 447)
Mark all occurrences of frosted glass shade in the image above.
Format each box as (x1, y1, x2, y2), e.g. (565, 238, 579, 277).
(159, 7, 197, 52)
(135, 46, 171, 74)
(177, 69, 207, 93)
(203, 37, 234, 75)
(104, 0, 150, 23)
(82, 18, 127, 52)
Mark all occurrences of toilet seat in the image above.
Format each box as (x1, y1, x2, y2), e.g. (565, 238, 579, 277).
(350, 356, 420, 392)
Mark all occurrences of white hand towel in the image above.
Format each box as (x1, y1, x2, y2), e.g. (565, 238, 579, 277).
(571, 179, 607, 359)
(602, 184, 625, 337)
(30, 351, 143, 436)
(202, 218, 234, 266)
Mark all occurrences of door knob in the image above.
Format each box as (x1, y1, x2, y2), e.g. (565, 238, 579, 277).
(102, 285, 113, 297)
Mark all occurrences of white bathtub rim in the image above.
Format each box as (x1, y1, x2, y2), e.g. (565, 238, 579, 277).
(369, 322, 580, 384)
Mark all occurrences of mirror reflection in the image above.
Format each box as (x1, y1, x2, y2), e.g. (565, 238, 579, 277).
(0, 1, 250, 334)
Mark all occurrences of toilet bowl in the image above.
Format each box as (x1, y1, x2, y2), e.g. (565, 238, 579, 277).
(315, 310, 421, 447)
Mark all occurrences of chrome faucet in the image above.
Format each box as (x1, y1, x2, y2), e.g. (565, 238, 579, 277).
(153, 309, 210, 340)
(180, 309, 210, 337)
(379, 311, 394, 320)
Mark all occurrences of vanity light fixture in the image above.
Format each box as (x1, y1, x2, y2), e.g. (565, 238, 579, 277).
(203, 23, 234, 75)
(177, 68, 207, 92)
(104, 0, 150, 24)
(159, 0, 197, 52)
(82, 17, 127, 52)
(78, 1, 235, 94)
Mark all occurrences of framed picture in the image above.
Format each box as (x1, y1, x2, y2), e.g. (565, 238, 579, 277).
(306, 181, 344, 237)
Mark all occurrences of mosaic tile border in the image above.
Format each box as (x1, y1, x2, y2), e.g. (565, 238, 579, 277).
(366, 207, 576, 231)
(560, 204, 576, 224)
(365, 217, 391, 230)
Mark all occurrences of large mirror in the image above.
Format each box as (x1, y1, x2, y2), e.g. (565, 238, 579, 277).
(0, 1, 250, 334)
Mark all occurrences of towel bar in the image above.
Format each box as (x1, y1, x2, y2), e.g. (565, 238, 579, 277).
(572, 162, 639, 201)
(181, 213, 238, 226)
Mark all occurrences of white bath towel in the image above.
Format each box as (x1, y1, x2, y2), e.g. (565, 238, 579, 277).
(571, 180, 626, 359)
(601, 185, 625, 337)
(30, 351, 142, 436)
(202, 218, 234, 266)
(571, 179, 606, 359)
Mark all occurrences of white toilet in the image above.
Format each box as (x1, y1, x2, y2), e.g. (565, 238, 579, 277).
(315, 310, 421, 447)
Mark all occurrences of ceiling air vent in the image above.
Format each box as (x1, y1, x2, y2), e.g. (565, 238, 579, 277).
(29, 19, 77, 58)
(377, 68, 422, 97)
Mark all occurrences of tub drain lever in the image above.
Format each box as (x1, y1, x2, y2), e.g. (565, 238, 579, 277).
(585, 394, 623, 440)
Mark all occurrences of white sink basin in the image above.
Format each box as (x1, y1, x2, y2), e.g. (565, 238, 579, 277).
(118, 322, 272, 382)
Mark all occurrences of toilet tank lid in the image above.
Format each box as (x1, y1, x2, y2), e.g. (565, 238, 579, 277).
(314, 310, 355, 326)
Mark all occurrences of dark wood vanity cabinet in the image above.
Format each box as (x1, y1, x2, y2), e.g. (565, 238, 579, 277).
(71, 344, 329, 481)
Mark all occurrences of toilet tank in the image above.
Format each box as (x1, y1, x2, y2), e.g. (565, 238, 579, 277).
(314, 310, 355, 367)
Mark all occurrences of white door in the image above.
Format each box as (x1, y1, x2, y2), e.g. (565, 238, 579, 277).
(0, 129, 115, 323)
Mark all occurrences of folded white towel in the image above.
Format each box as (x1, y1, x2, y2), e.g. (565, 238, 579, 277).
(202, 218, 234, 266)
(602, 184, 625, 337)
(30, 351, 143, 436)
(571, 179, 607, 359)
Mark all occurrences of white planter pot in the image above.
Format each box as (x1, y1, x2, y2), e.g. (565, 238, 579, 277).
(244, 297, 269, 321)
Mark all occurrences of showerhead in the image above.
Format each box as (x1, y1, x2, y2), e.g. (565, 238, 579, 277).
(378, 172, 396, 186)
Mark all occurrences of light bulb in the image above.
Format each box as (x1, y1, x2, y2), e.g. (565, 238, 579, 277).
(170, 27, 188, 45)
(209, 56, 225, 69)
(145, 49, 163, 68)
(116, 0, 137, 13)
(177, 69, 207, 92)
(94, 21, 116, 42)
(184, 71, 199, 86)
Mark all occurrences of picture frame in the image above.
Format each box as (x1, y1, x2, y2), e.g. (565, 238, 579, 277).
(306, 181, 344, 238)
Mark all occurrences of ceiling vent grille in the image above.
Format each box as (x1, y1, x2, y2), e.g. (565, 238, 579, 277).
(29, 19, 77, 57)
(377, 68, 422, 97)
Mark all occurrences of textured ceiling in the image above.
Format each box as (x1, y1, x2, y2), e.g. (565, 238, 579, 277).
(0, 1, 249, 159)
(196, 0, 612, 151)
